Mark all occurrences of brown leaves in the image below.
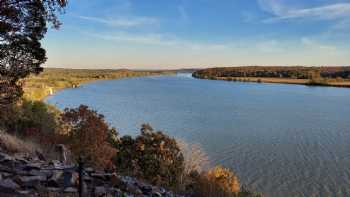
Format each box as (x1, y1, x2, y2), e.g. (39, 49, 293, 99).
(61, 105, 117, 170)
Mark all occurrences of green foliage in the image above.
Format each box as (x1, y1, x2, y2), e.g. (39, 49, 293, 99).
(0, 0, 67, 106)
(114, 124, 185, 188)
(1, 100, 60, 137)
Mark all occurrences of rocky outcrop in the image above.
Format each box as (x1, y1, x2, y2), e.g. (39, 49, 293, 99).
(0, 151, 182, 197)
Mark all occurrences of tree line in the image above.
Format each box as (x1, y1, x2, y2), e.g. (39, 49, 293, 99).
(193, 66, 350, 79)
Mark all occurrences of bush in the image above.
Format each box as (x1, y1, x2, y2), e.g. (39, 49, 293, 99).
(0, 100, 60, 138)
(177, 140, 209, 175)
(0, 130, 42, 156)
(61, 105, 117, 170)
(206, 166, 240, 194)
(188, 166, 261, 197)
(114, 124, 185, 188)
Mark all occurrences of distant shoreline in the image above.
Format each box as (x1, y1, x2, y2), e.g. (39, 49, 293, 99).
(192, 66, 350, 88)
(24, 68, 177, 101)
(194, 76, 350, 88)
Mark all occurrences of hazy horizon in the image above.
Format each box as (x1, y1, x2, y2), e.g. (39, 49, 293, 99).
(43, 0, 350, 69)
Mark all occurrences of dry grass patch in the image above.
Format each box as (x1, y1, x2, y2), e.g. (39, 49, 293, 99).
(0, 130, 42, 156)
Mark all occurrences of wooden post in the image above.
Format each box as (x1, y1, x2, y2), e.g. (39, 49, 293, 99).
(78, 156, 84, 197)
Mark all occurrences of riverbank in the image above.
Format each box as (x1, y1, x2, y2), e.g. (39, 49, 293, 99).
(23, 68, 176, 100)
(192, 66, 350, 88)
(197, 76, 350, 88)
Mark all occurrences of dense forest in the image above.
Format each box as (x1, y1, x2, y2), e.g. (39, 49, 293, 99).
(193, 66, 350, 79)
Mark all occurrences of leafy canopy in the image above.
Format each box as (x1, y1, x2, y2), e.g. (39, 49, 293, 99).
(0, 0, 66, 106)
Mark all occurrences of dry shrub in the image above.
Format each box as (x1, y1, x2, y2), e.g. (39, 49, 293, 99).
(177, 139, 209, 175)
(206, 166, 240, 194)
(0, 130, 41, 156)
(189, 166, 241, 197)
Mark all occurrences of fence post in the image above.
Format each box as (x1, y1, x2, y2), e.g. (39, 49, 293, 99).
(78, 156, 84, 197)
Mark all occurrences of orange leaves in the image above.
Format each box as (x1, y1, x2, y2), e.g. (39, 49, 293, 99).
(61, 105, 117, 170)
(206, 166, 240, 194)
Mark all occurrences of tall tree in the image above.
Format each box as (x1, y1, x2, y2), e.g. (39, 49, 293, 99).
(0, 0, 67, 106)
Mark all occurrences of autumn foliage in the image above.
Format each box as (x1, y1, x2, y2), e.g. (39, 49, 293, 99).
(61, 105, 117, 170)
(114, 124, 185, 187)
(206, 166, 240, 194)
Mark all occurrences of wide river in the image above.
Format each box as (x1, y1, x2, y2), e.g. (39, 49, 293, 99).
(47, 74, 350, 197)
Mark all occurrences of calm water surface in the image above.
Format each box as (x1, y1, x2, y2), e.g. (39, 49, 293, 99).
(47, 74, 350, 197)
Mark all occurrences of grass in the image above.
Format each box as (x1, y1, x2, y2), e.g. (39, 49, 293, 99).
(0, 130, 41, 156)
(23, 68, 175, 100)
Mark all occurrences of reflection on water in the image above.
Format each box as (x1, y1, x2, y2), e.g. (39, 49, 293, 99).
(47, 74, 350, 197)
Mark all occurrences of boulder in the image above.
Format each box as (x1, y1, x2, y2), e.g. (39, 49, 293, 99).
(0, 178, 19, 193)
(95, 186, 107, 196)
(64, 187, 78, 193)
(17, 175, 46, 188)
(126, 183, 143, 195)
(152, 192, 162, 197)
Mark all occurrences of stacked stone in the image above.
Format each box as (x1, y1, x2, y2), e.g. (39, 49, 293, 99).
(0, 152, 183, 197)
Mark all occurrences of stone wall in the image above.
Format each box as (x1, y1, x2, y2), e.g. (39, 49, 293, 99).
(0, 151, 183, 197)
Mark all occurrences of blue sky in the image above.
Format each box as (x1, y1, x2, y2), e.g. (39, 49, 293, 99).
(43, 0, 350, 69)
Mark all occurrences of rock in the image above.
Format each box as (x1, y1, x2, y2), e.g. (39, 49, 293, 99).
(47, 179, 60, 187)
(127, 183, 143, 195)
(64, 187, 77, 193)
(0, 178, 19, 192)
(0, 153, 14, 162)
(50, 170, 63, 181)
(0, 165, 14, 173)
(140, 184, 153, 195)
(46, 187, 60, 192)
(23, 163, 41, 171)
(95, 186, 107, 196)
(13, 156, 29, 165)
(0, 151, 184, 197)
(49, 160, 63, 168)
(35, 150, 46, 161)
(0, 172, 12, 179)
(17, 175, 46, 188)
(91, 172, 114, 180)
(47, 170, 64, 187)
(110, 173, 124, 187)
(152, 192, 162, 197)
(17, 190, 31, 195)
(85, 167, 94, 174)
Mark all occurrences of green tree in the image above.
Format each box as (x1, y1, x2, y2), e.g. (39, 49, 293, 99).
(114, 124, 185, 187)
(0, 0, 66, 106)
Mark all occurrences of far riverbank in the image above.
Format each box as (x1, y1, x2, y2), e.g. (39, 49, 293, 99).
(192, 66, 350, 88)
(24, 68, 176, 100)
(194, 76, 350, 88)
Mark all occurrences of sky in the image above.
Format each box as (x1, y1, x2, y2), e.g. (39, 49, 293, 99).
(43, 0, 350, 69)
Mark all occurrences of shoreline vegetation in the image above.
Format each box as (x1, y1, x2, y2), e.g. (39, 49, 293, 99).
(192, 66, 350, 88)
(23, 68, 176, 100)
